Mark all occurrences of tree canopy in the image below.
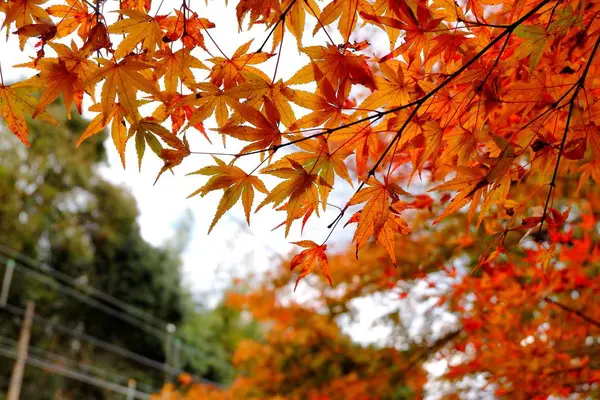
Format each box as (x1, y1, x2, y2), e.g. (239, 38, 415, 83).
(2, 0, 600, 397)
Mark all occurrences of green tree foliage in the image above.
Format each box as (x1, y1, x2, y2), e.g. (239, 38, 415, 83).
(179, 303, 261, 384)
(0, 102, 258, 398)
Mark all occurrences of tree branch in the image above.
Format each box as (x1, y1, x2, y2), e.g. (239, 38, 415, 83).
(544, 296, 600, 329)
(538, 33, 600, 235)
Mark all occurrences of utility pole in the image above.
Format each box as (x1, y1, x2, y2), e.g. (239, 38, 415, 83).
(162, 323, 176, 400)
(0, 259, 15, 306)
(126, 379, 137, 400)
(172, 338, 181, 379)
(7, 301, 34, 400)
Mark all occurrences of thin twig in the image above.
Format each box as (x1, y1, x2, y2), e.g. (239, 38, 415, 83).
(544, 296, 600, 329)
(325, 0, 555, 230)
(218, 0, 556, 161)
(538, 34, 600, 236)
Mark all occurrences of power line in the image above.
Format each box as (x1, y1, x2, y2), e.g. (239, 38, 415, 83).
(0, 254, 169, 339)
(0, 343, 152, 399)
(0, 244, 232, 370)
(0, 303, 218, 387)
(0, 335, 159, 393)
(0, 243, 169, 331)
(0, 254, 227, 371)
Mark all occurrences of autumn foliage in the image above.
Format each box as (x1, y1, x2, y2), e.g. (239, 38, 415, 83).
(3, 0, 600, 396)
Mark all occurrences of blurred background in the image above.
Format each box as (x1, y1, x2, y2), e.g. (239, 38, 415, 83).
(0, 101, 268, 398)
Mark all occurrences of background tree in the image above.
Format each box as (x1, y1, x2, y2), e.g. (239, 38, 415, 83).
(0, 102, 258, 398)
(156, 194, 600, 398)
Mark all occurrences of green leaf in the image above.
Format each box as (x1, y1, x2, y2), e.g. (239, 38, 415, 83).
(145, 132, 163, 156)
(135, 131, 145, 171)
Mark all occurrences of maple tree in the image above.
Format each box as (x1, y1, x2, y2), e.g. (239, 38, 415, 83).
(153, 202, 600, 398)
(2, 0, 600, 396)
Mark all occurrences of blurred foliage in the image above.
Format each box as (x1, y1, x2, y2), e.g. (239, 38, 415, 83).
(0, 102, 258, 398)
(179, 303, 261, 384)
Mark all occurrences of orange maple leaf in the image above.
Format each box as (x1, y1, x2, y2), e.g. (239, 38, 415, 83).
(257, 158, 331, 236)
(107, 10, 163, 58)
(208, 40, 274, 90)
(290, 240, 331, 290)
(313, 0, 375, 41)
(219, 99, 284, 155)
(77, 103, 130, 167)
(346, 177, 411, 262)
(85, 56, 161, 123)
(288, 44, 377, 96)
(187, 157, 268, 232)
(47, 0, 94, 39)
(0, 83, 57, 146)
(160, 9, 215, 49)
(14, 57, 82, 118)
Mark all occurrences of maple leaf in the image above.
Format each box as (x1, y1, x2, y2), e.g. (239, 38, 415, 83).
(0, 83, 57, 146)
(152, 92, 207, 138)
(271, 200, 315, 234)
(187, 157, 268, 232)
(234, 0, 280, 30)
(288, 64, 354, 131)
(2, 0, 51, 49)
(360, 1, 443, 62)
(412, 119, 444, 176)
(159, 9, 215, 49)
(16, 41, 98, 94)
(261, 136, 353, 209)
(219, 99, 284, 155)
(46, 0, 94, 38)
(154, 135, 191, 185)
(129, 117, 188, 173)
(80, 21, 111, 56)
(430, 32, 470, 64)
(513, 24, 548, 70)
(290, 240, 331, 290)
(331, 121, 382, 178)
(208, 40, 274, 90)
(283, 0, 320, 48)
(120, 0, 151, 12)
(76, 103, 130, 167)
(432, 135, 516, 224)
(345, 204, 411, 265)
(226, 75, 297, 128)
(185, 82, 239, 129)
(12, 17, 56, 42)
(313, 0, 375, 41)
(371, 0, 405, 49)
(257, 158, 331, 236)
(288, 44, 377, 95)
(357, 60, 411, 114)
(107, 10, 163, 58)
(577, 160, 600, 193)
(153, 48, 207, 94)
(14, 57, 82, 118)
(345, 177, 411, 261)
(44, 41, 99, 96)
(85, 57, 161, 123)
